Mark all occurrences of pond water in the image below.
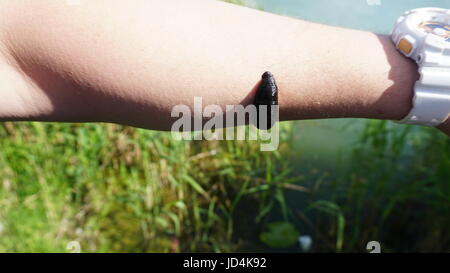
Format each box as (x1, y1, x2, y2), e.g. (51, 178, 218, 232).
(251, 0, 450, 168)
(254, 0, 450, 34)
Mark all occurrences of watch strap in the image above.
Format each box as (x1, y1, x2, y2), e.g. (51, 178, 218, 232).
(400, 67, 450, 126)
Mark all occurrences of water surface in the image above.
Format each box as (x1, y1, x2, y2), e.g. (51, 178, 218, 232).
(254, 0, 450, 34)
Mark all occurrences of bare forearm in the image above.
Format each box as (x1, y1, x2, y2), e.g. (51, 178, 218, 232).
(0, 0, 428, 132)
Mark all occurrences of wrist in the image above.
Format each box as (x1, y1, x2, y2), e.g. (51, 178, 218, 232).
(363, 35, 418, 122)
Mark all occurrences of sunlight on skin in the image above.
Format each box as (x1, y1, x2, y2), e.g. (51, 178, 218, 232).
(0, 0, 448, 136)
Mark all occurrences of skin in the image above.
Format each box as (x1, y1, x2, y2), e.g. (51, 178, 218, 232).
(0, 0, 448, 136)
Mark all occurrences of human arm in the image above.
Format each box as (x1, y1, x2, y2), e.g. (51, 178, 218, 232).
(0, 0, 447, 135)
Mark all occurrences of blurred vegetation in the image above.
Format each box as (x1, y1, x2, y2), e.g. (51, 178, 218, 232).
(0, 0, 449, 253)
(1, 120, 448, 253)
(0, 122, 299, 252)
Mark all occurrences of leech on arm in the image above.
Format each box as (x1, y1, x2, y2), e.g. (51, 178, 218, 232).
(0, 0, 448, 136)
(254, 72, 279, 130)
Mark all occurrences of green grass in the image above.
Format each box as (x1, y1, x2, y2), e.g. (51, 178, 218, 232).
(0, 122, 300, 252)
(335, 121, 450, 252)
(0, 120, 448, 253)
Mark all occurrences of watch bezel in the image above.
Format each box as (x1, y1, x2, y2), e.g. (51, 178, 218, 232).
(392, 7, 450, 64)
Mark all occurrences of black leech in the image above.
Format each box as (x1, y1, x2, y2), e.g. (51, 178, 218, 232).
(254, 71, 279, 130)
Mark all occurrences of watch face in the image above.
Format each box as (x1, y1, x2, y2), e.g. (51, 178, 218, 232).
(418, 20, 450, 42)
